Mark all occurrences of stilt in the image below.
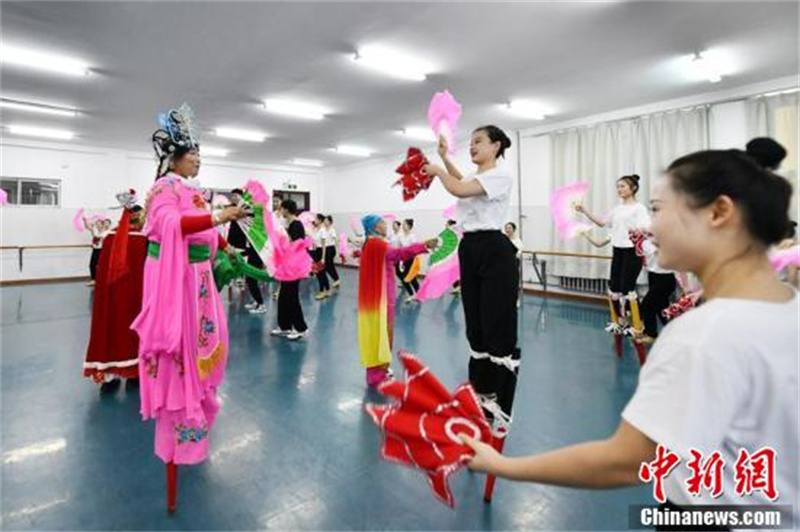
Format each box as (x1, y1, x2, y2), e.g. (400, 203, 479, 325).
(614, 335, 624, 358)
(166, 462, 178, 513)
(608, 294, 623, 358)
(634, 343, 647, 366)
(627, 293, 647, 365)
(483, 437, 506, 502)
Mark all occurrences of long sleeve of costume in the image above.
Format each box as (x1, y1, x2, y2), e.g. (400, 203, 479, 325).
(181, 214, 213, 235)
(386, 242, 427, 265)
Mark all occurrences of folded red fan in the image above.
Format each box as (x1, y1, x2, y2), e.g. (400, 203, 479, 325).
(628, 229, 652, 262)
(394, 147, 434, 202)
(365, 351, 492, 508)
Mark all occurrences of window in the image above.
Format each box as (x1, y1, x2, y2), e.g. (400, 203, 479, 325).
(0, 178, 61, 206)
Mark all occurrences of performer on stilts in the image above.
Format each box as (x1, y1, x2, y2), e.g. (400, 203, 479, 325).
(358, 214, 437, 387)
(424, 126, 519, 499)
(131, 104, 246, 512)
(577, 175, 650, 354)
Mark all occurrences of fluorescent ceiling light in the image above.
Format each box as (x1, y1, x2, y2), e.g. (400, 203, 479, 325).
(202, 146, 229, 157)
(400, 127, 437, 142)
(505, 100, 551, 120)
(688, 52, 726, 83)
(289, 158, 324, 167)
(215, 127, 267, 142)
(1, 45, 91, 77)
(7, 125, 74, 140)
(0, 99, 79, 117)
(263, 99, 328, 120)
(353, 45, 431, 81)
(332, 145, 372, 157)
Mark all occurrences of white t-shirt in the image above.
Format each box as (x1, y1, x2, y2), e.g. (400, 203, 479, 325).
(456, 166, 513, 232)
(389, 231, 402, 247)
(312, 226, 326, 249)
(324, 226, 337, 247)
(606, 203, 650, 248)
(399, 231, 417, 247)
(642, 239, 672, 275)
(622, 295, 799, 526)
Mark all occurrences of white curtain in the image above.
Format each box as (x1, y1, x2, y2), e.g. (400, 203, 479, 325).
(746, 93, 799, 221)
(548, 106, 709, 278)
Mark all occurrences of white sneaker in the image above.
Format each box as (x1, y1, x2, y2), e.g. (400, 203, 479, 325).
(249, 304, 268, 314)
(404, 295, 415, 304)
(272, 292, 280, 300)
(332, 280, 341, 289)
(270, 328, 291, 336)
(244, 302, 258, 310)
(287, 329, 307, 341)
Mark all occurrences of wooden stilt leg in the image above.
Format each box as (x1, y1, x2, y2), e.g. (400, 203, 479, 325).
(483, 437, 506, 502)
(166, 462, 178, 513)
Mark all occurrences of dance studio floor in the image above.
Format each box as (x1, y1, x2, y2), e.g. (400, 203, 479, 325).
(1, 269, 651, 530)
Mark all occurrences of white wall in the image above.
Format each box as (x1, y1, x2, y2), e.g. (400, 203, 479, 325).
(0, 139, 321, 281)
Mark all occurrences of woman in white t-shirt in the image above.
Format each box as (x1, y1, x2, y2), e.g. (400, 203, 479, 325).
(323, 215, 341, 290)
(398, 219, 420, 303)
(578, 174, 651, 297)
(424, 125, 519, 436)
(462, 145, 798, 530)
(637, 233, 677, 344)
(311, 214, 331, 300)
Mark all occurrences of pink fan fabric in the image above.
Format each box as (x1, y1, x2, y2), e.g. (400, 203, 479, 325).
(0, 189, 7, 206)
(770, 245, 800, 273)
(350, 214, 363, 236)
(262, 193, 312, 281)
(416, 260, 460, 302)
(442, 204, 457, 220)
(428, 91, 462, 154)
(73, 209, 86, 232)
(550, 181, 593, 240)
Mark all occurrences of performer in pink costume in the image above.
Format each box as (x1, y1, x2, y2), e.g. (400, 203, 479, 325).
(132, 104, 245, 465)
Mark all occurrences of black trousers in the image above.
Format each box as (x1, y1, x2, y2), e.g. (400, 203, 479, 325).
(324, 246, 340, 282)
(610, 246, 643, 294)
(277, 280, 307, 332)
(460, 231, 520, 421)
(400, 259, 420, 295)
(311, 248, 329, 292)
(641, 272, 676, 337)
(244, 247, 264, 306)
(89, 248, 102, 280)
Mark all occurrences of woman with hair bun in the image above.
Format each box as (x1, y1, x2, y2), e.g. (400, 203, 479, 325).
(424, 125, 520, 439)
(463, 143, 798, 530)
(577, 174, 651, 299)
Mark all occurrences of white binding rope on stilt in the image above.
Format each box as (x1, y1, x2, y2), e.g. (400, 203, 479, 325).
(469, 351, 520, 373)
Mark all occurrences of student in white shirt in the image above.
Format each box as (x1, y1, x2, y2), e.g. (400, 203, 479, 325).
(398, 219, 421, 303)
(638, 232, 677, 344)
(577, 174, 651, 297)
(462, 145, 798, 530)
(311, 214, 331, 300)
(323, 215, 341, 290)
(424, 125, 519, 436)
(504, 222, 524, 308)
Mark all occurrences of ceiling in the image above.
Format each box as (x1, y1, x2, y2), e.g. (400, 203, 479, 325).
(1, 1, 798, 168)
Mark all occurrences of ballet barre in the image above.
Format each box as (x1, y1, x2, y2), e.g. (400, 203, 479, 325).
(1, 244, 91, 277)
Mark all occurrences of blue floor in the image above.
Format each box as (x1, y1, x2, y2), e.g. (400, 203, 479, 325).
(1, 269, 651, 530)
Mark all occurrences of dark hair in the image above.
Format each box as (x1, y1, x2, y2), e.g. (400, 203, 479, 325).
(403, 218, 414, 229)
(787, 221, 797, 240)
(473, 125, 512, 159)
(392, 221, 401, 229)
(281, 199, 298, 215)
(617, 174, 641, 195)
(231, 188, 243, 196)
(666, 147, 792, 246)
(746, 138, 787, 170)
(446, 219, 457, 226)
(505, 221, 517, 232)
(315, 213, 325, 223)
(325, 215, 333, 223)
(130, 205, 143, 213)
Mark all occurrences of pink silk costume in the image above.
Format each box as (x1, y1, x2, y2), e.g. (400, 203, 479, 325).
(131, 173, 229, 465)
